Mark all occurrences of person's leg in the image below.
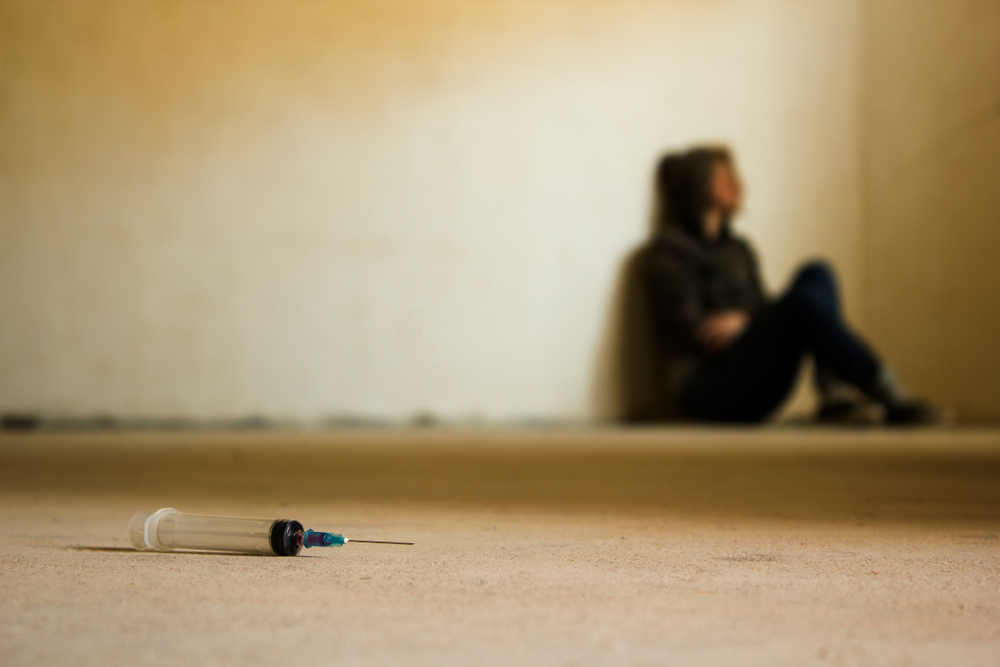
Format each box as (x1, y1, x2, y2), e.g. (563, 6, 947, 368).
(681, 260, 939, 424)
(782, 262, 881, 389)
(680, 261, 882, 423)
(678, 299, 808, 423)
(781, 262, 940, 424)
(814, 364, 871, 422)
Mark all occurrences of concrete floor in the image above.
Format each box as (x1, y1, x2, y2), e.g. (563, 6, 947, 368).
(2, 428, 999, 666)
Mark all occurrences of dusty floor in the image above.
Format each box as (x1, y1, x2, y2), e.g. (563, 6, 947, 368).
(1, 428, 999, 666)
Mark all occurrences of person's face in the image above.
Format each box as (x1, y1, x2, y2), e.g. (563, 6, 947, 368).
(710, 159, 742, 215)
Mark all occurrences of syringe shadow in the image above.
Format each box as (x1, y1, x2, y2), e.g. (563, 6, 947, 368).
(68, 546, 321, 558)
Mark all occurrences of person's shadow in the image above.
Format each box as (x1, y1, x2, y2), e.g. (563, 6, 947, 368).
(592, 234, 677, 423)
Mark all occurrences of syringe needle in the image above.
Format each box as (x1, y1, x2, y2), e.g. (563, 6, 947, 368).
(301, 530, 414, 548)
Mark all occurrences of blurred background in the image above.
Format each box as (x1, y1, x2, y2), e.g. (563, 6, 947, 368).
(1, 0, 998, 426)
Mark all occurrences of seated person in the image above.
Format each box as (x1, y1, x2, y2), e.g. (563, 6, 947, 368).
(643, 146, 938, 424)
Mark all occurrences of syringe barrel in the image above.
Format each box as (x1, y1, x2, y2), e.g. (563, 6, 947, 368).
(129, 509, 303, 556)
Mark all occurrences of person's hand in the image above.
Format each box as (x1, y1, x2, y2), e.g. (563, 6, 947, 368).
(697, 310, 749, 354)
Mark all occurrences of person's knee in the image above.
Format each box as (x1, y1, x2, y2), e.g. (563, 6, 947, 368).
(790, 260, 838, 304)
(795, 260, 835, 288)
(782, 259, 842, 326)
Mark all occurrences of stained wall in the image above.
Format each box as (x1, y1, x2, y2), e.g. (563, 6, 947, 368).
(2, 1, 866, 421)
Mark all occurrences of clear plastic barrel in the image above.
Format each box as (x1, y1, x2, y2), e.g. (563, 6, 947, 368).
(130, 508, 277, 554)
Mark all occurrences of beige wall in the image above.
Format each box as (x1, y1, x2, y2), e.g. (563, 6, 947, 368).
(863, 0, 1000, 420)
(2, 1, 866, 422)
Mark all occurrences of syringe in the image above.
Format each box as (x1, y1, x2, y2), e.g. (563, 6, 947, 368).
(128, 508, 413, 556)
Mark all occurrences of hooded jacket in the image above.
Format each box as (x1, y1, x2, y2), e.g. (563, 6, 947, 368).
(645, 224, 767, 355)
(639, 147, 769, 411)
(641, 219, 768, 410)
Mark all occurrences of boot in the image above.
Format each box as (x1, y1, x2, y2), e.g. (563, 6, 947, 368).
(865, 366, 944, 426)
(814, 366, 880, 425)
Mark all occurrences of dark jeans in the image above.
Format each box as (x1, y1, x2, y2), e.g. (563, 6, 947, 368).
(678, 261, 880, 423)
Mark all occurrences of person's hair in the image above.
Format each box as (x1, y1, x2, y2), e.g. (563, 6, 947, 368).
(654, 145, 734, 239)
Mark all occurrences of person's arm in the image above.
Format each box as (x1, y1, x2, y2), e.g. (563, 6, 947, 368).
(645, 247, 704, 354)
(693, 240, 760, 353)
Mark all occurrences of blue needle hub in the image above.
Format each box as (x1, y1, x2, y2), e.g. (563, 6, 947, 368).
(301, 529, 348, 548)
